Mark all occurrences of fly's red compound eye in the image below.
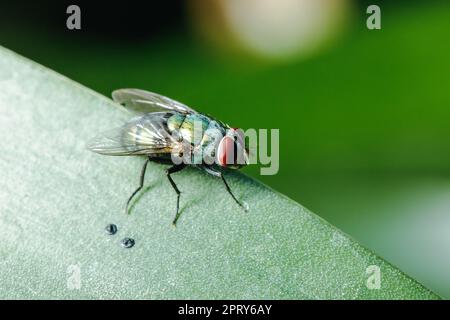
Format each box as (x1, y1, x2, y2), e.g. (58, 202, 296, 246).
(217, 136, 236, 167)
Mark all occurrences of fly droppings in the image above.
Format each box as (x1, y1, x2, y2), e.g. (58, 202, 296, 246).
(121, 237, 135, 248)
(105, 224, 118, 235)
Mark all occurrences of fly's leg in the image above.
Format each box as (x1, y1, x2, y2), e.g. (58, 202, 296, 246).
(221, 174, 246, 210)
(125, 158, 150, 215)
(166, 164, 186, 226)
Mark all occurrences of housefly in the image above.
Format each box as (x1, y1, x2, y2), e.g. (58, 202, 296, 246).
(88, 89, 248, 225)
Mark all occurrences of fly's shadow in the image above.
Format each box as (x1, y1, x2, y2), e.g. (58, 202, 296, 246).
(126, 182, 160, 214)
(125, 158, 164, 215)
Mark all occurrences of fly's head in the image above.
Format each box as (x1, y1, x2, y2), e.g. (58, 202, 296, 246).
(217, 128, 248, 170)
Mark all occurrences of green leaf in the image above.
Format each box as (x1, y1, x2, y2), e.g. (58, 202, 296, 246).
(0, 46, 439, 299)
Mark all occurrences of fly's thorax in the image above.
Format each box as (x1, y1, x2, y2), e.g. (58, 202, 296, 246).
(166, 113, 186, 132)
(167, 113, 218, 146)
(200, 120, 226, 164)
(167, 113, 228, 165)
(201, 120, 226, 146)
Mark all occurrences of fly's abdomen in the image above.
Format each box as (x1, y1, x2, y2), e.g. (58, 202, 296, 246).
(119, 113, 173, 154)
(125, 122, 146, 147)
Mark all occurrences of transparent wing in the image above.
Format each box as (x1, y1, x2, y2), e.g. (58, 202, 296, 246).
(87, 112, 178, 156)
(112, 88, 198, 115)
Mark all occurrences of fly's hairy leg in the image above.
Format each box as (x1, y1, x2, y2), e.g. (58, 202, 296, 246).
(221, 174, 245, 210)
(166, 164, 186, 226)
(125, 158, 150, 215)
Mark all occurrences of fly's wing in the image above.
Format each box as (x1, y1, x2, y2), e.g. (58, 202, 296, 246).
(87, 112, 179, 156)
(112, 88, 198, 115)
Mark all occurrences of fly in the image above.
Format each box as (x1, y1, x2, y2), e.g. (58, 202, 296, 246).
(87, 89, 249, 225)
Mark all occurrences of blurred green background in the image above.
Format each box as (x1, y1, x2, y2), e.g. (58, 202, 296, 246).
(1, 0, 449, 297)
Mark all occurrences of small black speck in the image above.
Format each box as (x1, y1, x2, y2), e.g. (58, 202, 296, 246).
(121, 237, 135, 248)
(105, 224, 118, 235)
